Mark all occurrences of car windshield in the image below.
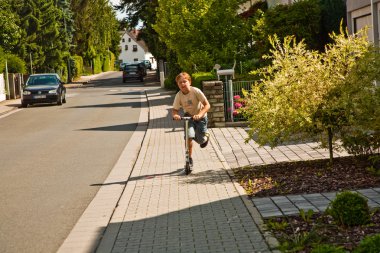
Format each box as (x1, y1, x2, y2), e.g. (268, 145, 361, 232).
(27, 76, 59, 86)
(125, 65, 138, 71)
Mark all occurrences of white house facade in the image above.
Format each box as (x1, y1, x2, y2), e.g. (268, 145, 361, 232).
(118, 29, 157, 70)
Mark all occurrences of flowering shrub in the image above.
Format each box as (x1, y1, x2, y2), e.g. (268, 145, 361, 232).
(233, 95, 245, 117)
(226, 95, 246, 119)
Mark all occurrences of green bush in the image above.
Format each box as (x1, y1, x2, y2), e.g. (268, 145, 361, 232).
(182, 50, 214, 72)
(311, 244, 346, 253)
(354, 234, 380, 253)
(102, 51, 115, 72)
(164, 76, 177, 90)
(72, 55, 83, 79)
(239, 59, 260, 75)
(93, 55, 102, 74)
(191, 72, 216, 90)
(341, 129, 380, 156)
(327, 191, 370, 226)
(5, 54, 26, 73)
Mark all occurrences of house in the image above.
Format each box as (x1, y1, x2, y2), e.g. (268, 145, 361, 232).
(266, 0, 294, 7)
(346, 0, 380, 46)
(118, 29, 157, 70)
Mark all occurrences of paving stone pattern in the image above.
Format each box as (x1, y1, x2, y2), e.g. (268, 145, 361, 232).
(209, 127, 350, 169)
(103, 90, 272, 253)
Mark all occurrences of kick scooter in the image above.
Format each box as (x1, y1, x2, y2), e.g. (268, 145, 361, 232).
(181, 116, 193, 175)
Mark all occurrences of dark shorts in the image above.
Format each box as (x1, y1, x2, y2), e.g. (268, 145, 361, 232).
(184, 115, 208, 144)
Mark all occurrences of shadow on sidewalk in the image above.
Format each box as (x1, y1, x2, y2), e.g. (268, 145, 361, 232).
(96, 196, 269, 253)
(90, 169, 184, 186)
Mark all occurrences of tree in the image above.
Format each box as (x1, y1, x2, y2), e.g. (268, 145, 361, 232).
(251, 0, 321, 66)
(154, 0, 249, 72)
(10, 0, 66, 72)
(0, 0, 22, 53)
(71, 0, 120, 66)
(242, 28, 380, 164)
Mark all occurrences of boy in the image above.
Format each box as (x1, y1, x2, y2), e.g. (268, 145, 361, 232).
(172, 72, 211, 166)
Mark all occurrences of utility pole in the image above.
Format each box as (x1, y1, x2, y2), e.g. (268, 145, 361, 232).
(29, 53, 33, 74)
(63, 8, 71, 82)
(371, 0, 379, 46)
(5, 60, 9, 100)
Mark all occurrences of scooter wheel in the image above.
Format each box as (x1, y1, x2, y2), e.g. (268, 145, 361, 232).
(185, 162, 191, 175)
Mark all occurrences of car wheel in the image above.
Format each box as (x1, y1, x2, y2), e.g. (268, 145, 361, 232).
(57, 93, 63, 105)
(21, 102, 28, 108)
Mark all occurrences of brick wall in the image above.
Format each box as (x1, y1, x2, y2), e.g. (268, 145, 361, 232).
(202, 80, 225, 127)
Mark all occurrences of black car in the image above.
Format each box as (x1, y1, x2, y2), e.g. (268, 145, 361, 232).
(122, 64, 144, 82)
(21, 73, 66, 107)
(142, 60, 152, 70)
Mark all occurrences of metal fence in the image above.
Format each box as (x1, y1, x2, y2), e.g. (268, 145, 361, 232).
(223, 80, 255, 122)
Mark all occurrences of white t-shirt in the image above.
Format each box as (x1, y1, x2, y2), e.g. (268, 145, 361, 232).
(173, 87, 207, 117)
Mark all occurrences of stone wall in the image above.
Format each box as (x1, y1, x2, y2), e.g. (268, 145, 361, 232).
(202, 80, 225, 127)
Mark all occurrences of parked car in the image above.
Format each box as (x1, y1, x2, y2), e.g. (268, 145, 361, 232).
(21, 73, 66, 107)
(142, 60, 152, 70)
(122, 64, 144, 82)
(119, 62, 128, 71)
(132, 62, 147, 76)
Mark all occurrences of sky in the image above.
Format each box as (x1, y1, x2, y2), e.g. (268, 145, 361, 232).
(109, 0, 143, 28)
(109, 0, 126, 20)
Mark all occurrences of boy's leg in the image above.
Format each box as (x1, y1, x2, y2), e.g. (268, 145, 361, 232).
(188, 138, 193, 166)
(186, 120, 196, 165)
(194, 117, 209, 148)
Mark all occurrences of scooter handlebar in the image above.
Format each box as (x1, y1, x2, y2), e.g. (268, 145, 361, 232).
(172, 116, 192, 120)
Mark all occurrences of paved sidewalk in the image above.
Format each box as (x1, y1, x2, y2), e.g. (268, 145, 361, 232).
(0, 98, 21, 116)
(95, 89, 274, 253)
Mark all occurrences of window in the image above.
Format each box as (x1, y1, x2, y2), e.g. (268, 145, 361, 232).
(125, 45, 128, 50)
(128, 38, 131, 42)
(133, 45, 138, 52)
(122, 38, 125, 42)
(134, 58, 138, 62)
(354, 14, 373, 42)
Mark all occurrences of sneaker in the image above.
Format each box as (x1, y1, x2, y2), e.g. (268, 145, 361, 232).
(200, 133, 209, 148)
(189, 157, 193, 167)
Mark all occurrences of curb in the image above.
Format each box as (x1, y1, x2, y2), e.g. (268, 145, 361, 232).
(0, 99, 21, 117)
(94, 89, 151, 253)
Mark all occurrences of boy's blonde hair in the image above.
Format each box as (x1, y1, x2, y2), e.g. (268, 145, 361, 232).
(175, 72, 192, 84)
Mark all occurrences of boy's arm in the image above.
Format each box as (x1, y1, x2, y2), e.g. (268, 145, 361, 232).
(193, 99, 210, 121)
(172, 108, 181, 120)
(172, 93, 181, 120)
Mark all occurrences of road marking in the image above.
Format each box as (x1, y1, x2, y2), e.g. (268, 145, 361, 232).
(66, 93, 78, 98)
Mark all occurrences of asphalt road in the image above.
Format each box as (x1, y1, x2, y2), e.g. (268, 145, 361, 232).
(0, 71, 157, 253)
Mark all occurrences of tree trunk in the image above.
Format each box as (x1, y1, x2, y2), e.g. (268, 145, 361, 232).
(328, 127, 334, 165)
